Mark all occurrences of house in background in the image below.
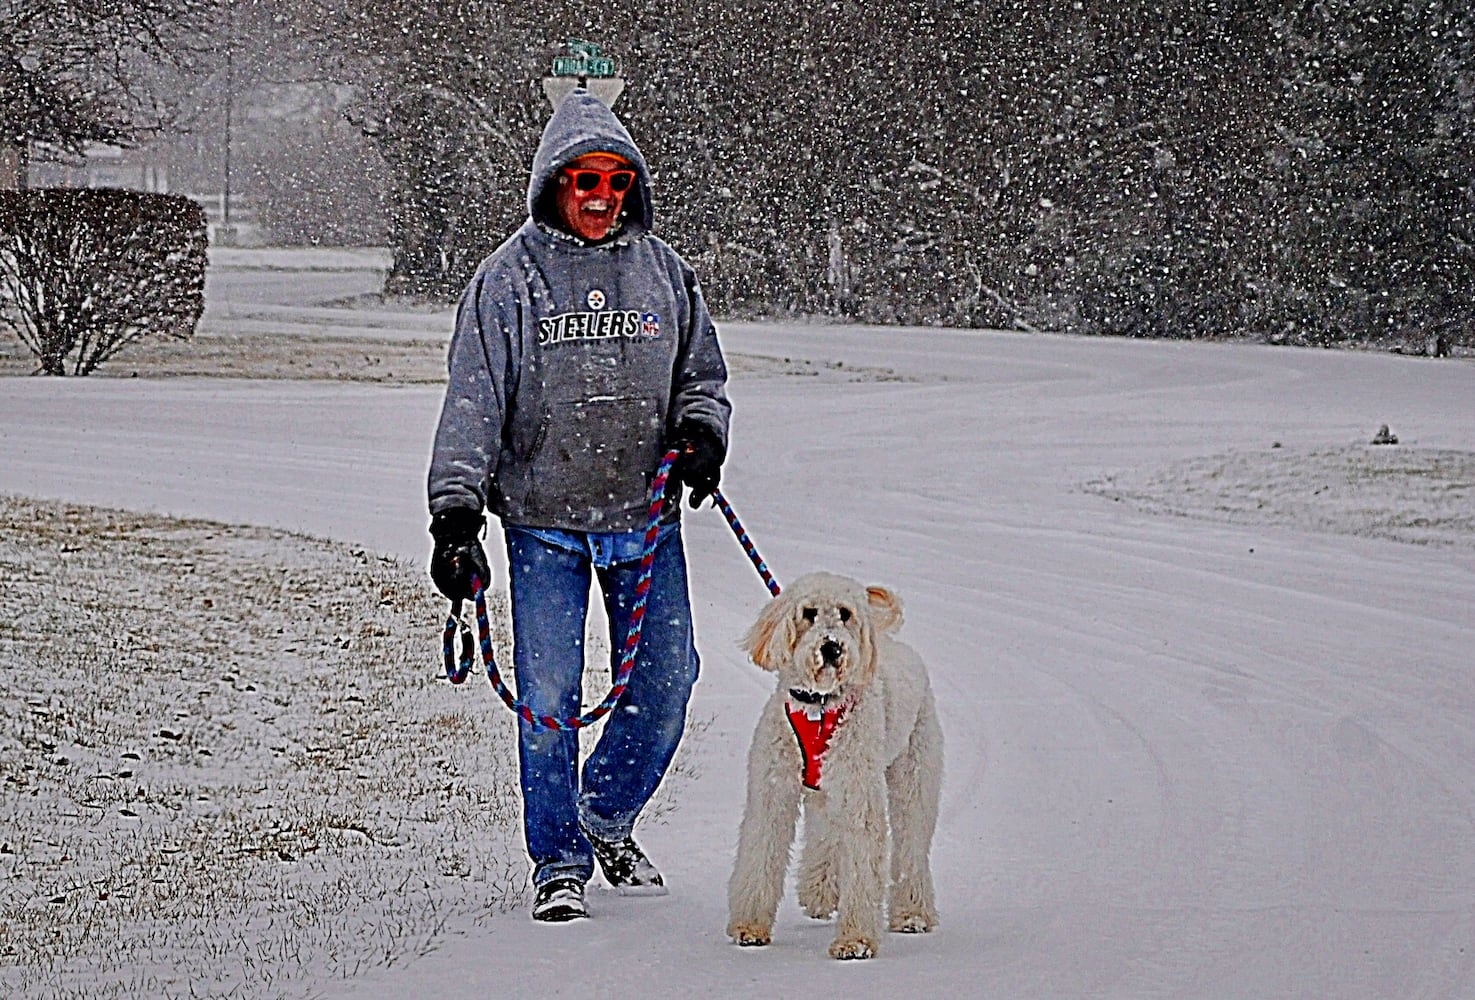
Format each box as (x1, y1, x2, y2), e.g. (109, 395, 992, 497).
(29, 142, 171, 193)
(10, 78, 385, 247)
(28, 141, 257, 244)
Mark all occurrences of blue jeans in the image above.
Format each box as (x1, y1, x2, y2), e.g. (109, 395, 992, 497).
(505, 521, 700, 887)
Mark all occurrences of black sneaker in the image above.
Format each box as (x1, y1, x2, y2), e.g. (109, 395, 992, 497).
(531, 877, 588, 922)
(585, 830, 668, 896)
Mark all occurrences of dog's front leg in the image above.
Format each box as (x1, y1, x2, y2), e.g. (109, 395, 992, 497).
(797, 794, 837, 919)
(726, 727, 802, 947)
(828, 773, 887, 959)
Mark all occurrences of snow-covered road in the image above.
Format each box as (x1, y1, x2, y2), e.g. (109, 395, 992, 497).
(2, 260, 1472, 997)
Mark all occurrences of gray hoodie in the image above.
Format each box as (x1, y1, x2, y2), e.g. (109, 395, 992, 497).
(427, 90, 731, 533)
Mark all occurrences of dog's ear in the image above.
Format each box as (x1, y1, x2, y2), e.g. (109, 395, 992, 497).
(865, 585, 904, 634)
(740, 595, 793, 672)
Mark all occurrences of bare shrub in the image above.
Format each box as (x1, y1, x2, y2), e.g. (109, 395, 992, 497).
(0, 188, 206, 375)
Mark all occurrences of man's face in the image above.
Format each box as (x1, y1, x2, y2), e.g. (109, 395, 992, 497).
(555, 152, 635, 242)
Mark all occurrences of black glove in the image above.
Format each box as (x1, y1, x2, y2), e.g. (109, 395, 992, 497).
(669, 422, 725, 508)
(429, 508, 491, 601)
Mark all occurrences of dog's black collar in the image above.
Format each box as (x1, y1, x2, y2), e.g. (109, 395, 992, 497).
(788, 687, 832, 706)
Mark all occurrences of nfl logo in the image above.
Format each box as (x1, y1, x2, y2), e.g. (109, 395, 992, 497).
(641, 312, 661, 337)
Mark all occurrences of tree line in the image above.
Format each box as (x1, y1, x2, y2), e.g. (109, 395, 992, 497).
(7, 1, 1473, 350)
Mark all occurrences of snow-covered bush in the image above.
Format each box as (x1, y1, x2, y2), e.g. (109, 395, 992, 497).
(0, 188, 206, 375)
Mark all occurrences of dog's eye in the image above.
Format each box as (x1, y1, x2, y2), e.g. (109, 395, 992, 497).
(839, 607, 852, 623)
(802, 607, 818, 623)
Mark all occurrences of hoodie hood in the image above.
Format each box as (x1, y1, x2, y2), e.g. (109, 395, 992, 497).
(528, 89, 654, 241)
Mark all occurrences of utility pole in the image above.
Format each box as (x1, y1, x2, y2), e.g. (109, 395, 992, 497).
(0, 142, 22, 191)
(221, 0, 234, 243)
(7, 54, 42, 190)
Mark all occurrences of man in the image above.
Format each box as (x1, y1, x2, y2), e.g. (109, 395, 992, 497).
(426, 89, 731, 923)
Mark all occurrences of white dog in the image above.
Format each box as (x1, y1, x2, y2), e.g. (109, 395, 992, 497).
(726, 572, 943, 960)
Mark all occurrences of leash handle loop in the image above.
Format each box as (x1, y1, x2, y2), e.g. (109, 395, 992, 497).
(440, 450, 783, 729)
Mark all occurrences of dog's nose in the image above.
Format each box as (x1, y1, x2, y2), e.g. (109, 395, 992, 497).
(820, 639, 843, 664)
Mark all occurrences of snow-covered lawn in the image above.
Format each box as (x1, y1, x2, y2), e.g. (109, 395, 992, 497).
(1, 248, 1472, 998)
(0, 496, 706, 999)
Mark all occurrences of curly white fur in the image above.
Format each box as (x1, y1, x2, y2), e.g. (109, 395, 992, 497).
(726, 572, 943, 960)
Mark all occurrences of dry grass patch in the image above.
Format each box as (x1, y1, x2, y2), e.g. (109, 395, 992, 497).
(0, 330, 908, 385)
(0, 332, 448, 383)
(0, 497, 525, 998)
(0, 495, 711, 997)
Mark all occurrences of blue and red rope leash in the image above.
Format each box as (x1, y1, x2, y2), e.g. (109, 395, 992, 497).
(442, 448, 781, 731)
(710, 487, 781, 598)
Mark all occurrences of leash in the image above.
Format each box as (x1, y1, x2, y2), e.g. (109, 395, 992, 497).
(442, 448, 677, 731)
(711, 488, 782, 596)
(442, 448, 783, 731)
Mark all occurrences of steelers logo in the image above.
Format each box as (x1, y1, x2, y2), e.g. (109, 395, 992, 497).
(586, 289, 606, 310)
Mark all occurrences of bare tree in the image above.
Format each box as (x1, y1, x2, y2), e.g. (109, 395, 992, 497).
(273, 0, 546, 295)
(0, 0, 220, 185)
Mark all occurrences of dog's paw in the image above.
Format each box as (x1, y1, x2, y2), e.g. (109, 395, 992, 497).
(728, 922, 771, 947)
(798, 884, 837, 920)
(800, 899, 836, 920)
(829, 934, 877, 960)
(889, 910, 937, 934)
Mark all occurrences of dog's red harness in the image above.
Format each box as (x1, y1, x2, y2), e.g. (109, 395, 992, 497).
(786, 701, 846, 790)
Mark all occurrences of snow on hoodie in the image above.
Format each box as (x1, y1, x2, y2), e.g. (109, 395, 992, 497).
(427, 89, 731, 532)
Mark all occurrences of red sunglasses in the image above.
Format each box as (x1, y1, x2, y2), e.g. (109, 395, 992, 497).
(565, 167, 636, 193)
